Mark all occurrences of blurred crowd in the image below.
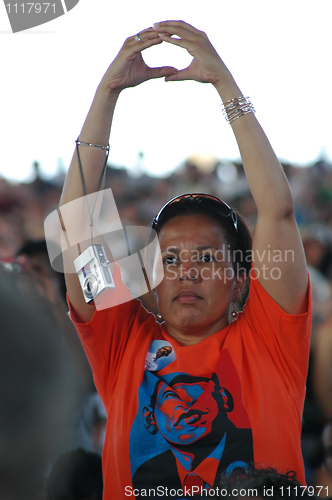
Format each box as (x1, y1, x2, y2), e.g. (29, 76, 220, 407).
(1, 152, 332, 498)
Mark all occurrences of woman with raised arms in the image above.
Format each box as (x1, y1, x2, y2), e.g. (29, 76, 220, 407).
(59, 21, 311, 499)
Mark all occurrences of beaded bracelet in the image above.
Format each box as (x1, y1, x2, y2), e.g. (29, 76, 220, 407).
(75, 139, 110, 152)
(221, 96, 255, 124)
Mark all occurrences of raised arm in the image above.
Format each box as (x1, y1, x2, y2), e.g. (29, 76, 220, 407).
(154, 20, 308, 314)
(60, 28, 178, 322)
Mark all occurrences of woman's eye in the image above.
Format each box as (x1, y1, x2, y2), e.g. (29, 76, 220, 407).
(200, 254, 214, 263)
(163, 256, 177, 265)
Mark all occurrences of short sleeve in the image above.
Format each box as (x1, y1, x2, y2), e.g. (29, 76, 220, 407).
(240, 270, 312, 397)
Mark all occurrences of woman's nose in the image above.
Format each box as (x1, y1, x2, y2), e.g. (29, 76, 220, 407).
(179, 262, 199, 281)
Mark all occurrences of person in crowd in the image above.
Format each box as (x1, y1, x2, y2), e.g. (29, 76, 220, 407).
(313, 317, 332, 421)
(301, 223, 332, 344)
(0, 266, 74, 500)
(322, 420, 332, 482)
(46, 448, 103, 500)
(16, 239, 107, 454)
(16, 239, 95, 393)
(300, 224, 332, 481)
(58, 21, 311, 498)
(217, 466, 319, 499)
(304, 418, 332, 498)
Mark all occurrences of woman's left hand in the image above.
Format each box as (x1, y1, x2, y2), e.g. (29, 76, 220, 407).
(152, 20, 229, 86)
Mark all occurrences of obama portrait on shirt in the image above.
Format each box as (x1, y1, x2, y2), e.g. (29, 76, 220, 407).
(130, 370, 253, 495)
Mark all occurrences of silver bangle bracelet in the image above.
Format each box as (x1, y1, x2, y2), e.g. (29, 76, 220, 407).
(221, 96, 255, 124)
(75, 139, 110, 152)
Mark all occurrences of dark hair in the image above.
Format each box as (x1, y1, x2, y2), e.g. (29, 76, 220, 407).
(16, 239, 66, 300)
(152, 196, 253, 275)
(217, 466, 316, 499)
(16, 239, 48, 256)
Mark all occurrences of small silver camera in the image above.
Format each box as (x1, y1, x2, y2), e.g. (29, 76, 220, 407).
(74, 244, 115, 304)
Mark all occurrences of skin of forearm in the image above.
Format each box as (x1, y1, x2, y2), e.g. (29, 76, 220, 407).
(232, 116, 294, 218)
(60, 87, 120, 207)
(213, 77, 294, 219)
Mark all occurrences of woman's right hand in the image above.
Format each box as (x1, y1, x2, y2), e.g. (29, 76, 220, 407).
(99, 27, 179, 94)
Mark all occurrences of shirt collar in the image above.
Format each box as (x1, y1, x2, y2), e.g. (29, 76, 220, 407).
(175, 432, 227, 488)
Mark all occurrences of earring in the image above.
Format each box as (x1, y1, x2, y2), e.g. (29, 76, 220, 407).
(230, 302, 238, 319)
(156, 313, 163, 321)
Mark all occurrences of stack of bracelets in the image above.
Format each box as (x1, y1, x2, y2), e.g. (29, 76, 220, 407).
(222, 96, 255, 124)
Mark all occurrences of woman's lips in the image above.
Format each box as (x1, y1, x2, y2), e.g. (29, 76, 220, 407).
(175, 290, 202, 303)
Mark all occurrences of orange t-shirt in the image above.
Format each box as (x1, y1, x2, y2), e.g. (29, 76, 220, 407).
(69, 268, 311, 499)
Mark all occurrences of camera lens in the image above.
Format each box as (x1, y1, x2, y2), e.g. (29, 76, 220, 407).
(83, 275, 98, 299)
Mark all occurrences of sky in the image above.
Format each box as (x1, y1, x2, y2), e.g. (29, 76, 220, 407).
(0, 0, 331, 183)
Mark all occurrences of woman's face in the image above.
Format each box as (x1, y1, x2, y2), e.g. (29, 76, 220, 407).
(155, 214, 242, 343)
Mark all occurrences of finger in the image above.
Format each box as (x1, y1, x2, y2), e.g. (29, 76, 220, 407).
(164, 68, 191, 82)
(122, 29, 161, 51)
(129, 27, 165, 45)
(138, 36, 165, 51)
(132, 30, 180, 54)
(133, 28, 159, 40)
(155, 26, 195, 42)
(123, 32, 164, 58)
(153, 21, 205, 44)
(153, 20, 199, 34)
(147, 66, 179, 80)
(158, 34, 188, 49)
(155, 26, 206, 52)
